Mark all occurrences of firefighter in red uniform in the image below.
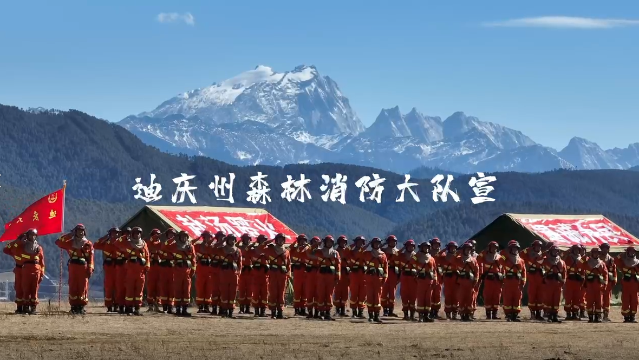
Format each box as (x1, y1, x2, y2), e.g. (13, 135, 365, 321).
(581, 247, 608, 323)
(219, 234, 242, 318)
(520, 240, 545, 320)
(381, 235, 400, 317)
(194, 230, 214, 313)
(145, 229, 162, 312)
(363, 237, 388, 323)
(266, 233, 291, 319)
(305, 236, 322, 319)
(210, 231, 226, 315)
(498, 240, 526, 322)
(159, 228, 177, 314)
(94, 227, 120, 312)
(237, 233, 254, 314)
(429, 238, 443, 319)
(115, 227, 150, 316)
(399, 240, 418, 320)
(478, 241, 503, 320)
(542, 244, 566, 323)
(3, 233, 27, 314)
(113, 227, 131, 314)
(440, 241, 459, 319)
(578, 244, 588, 319)
(615, 246, 639, 323)
(453, 242, 479, 322)
(467, 240, 480, 319)
(18, 229, 45, 315)
(251, 234, 272, 317)
(598, 242, 616, 322)
(563, 244, 584, 321)
(56, 224, 94, 315)
(415, 241, 438, 322)
(290, 234, 309, 316)
(347, 236, 367, 319)
(172, 231, 196, 317)
(314, 235, 341, 320)
(334, 235, 350, 317)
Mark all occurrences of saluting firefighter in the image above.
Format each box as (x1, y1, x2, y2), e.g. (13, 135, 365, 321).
(598, 242, 617, 322)
(429, 238, 443, 320)
(159, 228, 177, 314)
(145, 229, 162, 312)
(334, 235, 350, 317)
(477, 241, 503, 320)
(3, 233, 27, 314)
(467, 240, 480, 319)
(290, 234, 310, 316)
(114, 227, 131, 314)
(210, 231, 226, 314)
(615, 246, 639, 323)
(56, 224, 94, 315)
(563, 244, 584, 321)
(498, 240, 526, 322)
(266, 233, 291, 319)
(520, 240, 545, 321)
(542, 244, 566, 323)
(251, 234, 272, 317)
(440, 241, 459, 320)
(115, 226, 150, 316)
(17, 229, 45, 315)
(453, 242, 479, 322)
(363, 237, 388, 323)
(578, 244, 588, 319)
(348, 235, 368, 319)
(219, 234, 242, 318)
(415, 241, 438, 322)
(304, 236, 322, 319)
(381, 235, 400, 317)
(172, 231, 197, 317)
(94, 227, 120, 312)
(399, 240, 418, 320)
(193, 230, 215, 313)
(237, 233, 254, 314)
(582, 247, 608, 323)
(314, 235, 341, 320)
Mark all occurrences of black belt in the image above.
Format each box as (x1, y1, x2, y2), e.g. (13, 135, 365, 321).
(70, 258, 88, 266)
(242, 265, 252, 272)
(174, 260, 192, 268)
(305, 265, 317, 273)
(103, 258, 114, 266)
(115, 259, 126, 265)
(128, 258, 147, 266)
(292, 263, 303, 271)
(22, 261, 37, 265)
(14, 265, 23, 269)
(151, 260, 160, 266)
(198, 259, 212, 266)
(159, 261, 173, 268)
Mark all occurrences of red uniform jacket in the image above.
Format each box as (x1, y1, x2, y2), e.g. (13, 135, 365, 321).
(615, 254, 639, 282)
(220, 247, 242, 275)
(56, 234, 95, 273)
(361, 251, 388, 280)
(265, 246, 291, 276)
(498, 254, 527, 287)
(172, 243, 197, 273)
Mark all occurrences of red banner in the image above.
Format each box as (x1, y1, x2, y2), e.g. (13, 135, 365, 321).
(158, 209, 297, 243)
(517, 217, 639, 247)
(1, 187, 65, 242)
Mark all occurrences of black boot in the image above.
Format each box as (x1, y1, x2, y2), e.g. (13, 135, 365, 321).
(15, 305, 23, 314)
(588, 314, 594, 323)
(28, 305, 37, 315)
(255, 307, 261, 317)
(594, 314, 601, 323)
(445, 312, 451, 320)
(452, 311, 458, 320)
(535, 310, 544, 321)
(119, 305, 125, 314)
(107, 306, 113, 313)
(358, 308, 366, 319)
(306, 308, 314, 319)
(182, 305, 191, 317)
(623, 315, 630, 323)
(219, 308, 227, 317)
(277, 308, 284, 319)
(299, 308, 306, 316)
(511, 313, 520, 322)
(314, 308, 321, 319)
(631, 315, 638, 323)
(424, 311, 434, 322)
(410, 309, 416, 321)
(212, 306, 219, 315)
(228, 309, 235, 318)
(293, 308, 299, 316)
(368, 311, 374, 322)
(373, 312, 383, 323)
(486, 309, 492, 320)
(134, 306, 142, 316)
(271, 309, 277, 319)
(174, 306, 182, 316)
(418, 312, 424, 323)
(204, 305, 210, 314)
(324, 310, 333, 321)
(553, 314, 562, 323)
(162, 304, 168, 313)
(383, 308, 389, 317)
(126, 306, 133, 316)
(492, 310, 501, 320)
(572, 312, 581, 321)
(388, 306, 398, 317)
(260, 308, 267, 318)
(580, 309, 587, 319)
(403, 310, 409, 320)
(340, 307, 347, 317)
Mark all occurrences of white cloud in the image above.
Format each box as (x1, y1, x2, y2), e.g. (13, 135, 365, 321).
(482, 16, 639, 29)
(157, 12, 195, 26)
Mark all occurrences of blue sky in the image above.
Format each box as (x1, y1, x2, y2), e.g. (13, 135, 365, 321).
(1, 0, 637, 150)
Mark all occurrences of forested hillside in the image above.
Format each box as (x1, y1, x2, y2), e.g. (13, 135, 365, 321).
(1, 104, 639, 291)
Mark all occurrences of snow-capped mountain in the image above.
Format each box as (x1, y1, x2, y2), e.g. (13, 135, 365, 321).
(120, 64, 639, 174)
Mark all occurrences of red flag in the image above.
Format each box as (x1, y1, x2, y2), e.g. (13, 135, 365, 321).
(0, 186, 65, 242)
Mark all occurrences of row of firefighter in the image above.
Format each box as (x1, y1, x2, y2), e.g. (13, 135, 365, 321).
(4, 225, 639, 324)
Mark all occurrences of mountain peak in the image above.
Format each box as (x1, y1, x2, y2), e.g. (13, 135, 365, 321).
(254, 65, 274, 72)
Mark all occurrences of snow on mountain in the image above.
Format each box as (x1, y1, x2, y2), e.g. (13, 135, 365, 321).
(362, 106, 412, 139)
(138, 65, 364, 136)
(403, 108, 443, 143)
(607, 143, 639, 168)
(559, 137, 624, 170)
(443, 111, 536, 149)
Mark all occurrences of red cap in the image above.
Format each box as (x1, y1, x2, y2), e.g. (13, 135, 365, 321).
(386, 235, 398, 243)
(447, 241, 458, 248)
(430, 238, 441, 245)
(532, 240, 542, 246)
(405, 239, 416, 246)
(508, 240, 520, 248)
(150, 229, 161, 235)
(488, 241, 498, 247)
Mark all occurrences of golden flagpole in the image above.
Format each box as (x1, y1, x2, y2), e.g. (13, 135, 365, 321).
(59, 180, 66, 308)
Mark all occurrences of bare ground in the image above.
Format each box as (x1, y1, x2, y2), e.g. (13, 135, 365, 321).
(0, 302, 633, 360)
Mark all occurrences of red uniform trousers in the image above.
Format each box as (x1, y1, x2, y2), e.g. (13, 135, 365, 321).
(268, 271, 288, 310)
(472, 283, 480, 312)
(381, 271, 399, 309)
(584, 281, 604, 315)
(211, 268, 221, 307)
(316, 273, 336, 312)
(563, 279, 582, 313)
(401, 277, 417, 311)
(125, 262, 146, 307)
(219, 269, 239, 310)
(603, 282, 614, 313)
(195, 266, 214, 306)
(172, 267, 192, 307)
(14, 267, 23, 307)
(68, 263, 89, 306)
(482, 278, 502, 311)
(103, 263, 116, 307)
(502, 279, 522, 315)
(580, 287, 587, 312)
(305, 270, 318, 311)
(159, 265, 174, 306)
(543, 280, 563, 315)
(146, 264, 160, 305)
(292, 269, 307, 308)
(237, 268, 253, 307)
(251, 270, 269, 309)
(333, 272, 349, 308)
(415, 277, 434, 314)
(621, 280, 639, 316)
(443, 276, 458, 314)
(431, 282, 442, 313)
(365, 275, 384, 312)
(349, 271, 366, 310)
(21, 263, 42, 306)
(526, 273, 543, 311)
(456, 278, 474, 315)
(115, 263, 127, 307)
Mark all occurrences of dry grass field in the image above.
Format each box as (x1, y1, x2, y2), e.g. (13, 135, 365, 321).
(0, 301, 635, 360)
